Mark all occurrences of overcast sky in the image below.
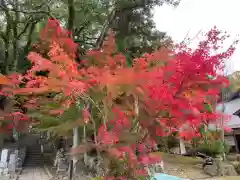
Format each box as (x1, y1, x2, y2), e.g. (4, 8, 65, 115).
(154, 0, 240, 74)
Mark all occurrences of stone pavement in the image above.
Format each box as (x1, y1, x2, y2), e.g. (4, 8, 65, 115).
(18, 167, 49, 180)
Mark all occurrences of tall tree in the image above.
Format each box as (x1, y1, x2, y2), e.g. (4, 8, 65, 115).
(44, 0, 177, 54)
(228, 71, 240, 92)
(108, 0, 178, 57)
(0, 0, 52, 74)
(0, 0, 178, 74)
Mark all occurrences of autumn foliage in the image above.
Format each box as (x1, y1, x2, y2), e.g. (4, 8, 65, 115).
(0, 19, 237, 178)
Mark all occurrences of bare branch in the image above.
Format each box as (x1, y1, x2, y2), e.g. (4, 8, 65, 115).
(180, 29, 203, 45)
(182, 29, 191, 43)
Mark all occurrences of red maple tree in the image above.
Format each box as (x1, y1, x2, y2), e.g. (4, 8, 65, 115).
(2, 19, 236, 178)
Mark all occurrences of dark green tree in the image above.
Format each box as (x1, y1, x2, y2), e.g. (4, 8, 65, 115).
(0, 0, 179, 73)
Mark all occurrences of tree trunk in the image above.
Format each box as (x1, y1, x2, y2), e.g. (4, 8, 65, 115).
(68, 0, 78, 177)
(67, 0, 75, 33)
(72, 127, 79, 174)
(1, 0, 11, 74)
(179, 126, 186, 155)
(3, 40, 10, 74)
(221, 93, 226, 161)
(179, 138, 186, 155)
(12, 0, 20, 72)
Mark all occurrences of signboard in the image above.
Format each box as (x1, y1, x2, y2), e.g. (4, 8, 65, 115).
(225, 136, 236, 146)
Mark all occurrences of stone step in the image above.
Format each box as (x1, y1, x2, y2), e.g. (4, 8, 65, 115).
(21, 135, 45, 168)
(24, 161, 44, 166)
(27, 151, 41, 153)
(25, 156, 43, 160)
(27, 153, 41, 155)
(25, 159, 43, 161)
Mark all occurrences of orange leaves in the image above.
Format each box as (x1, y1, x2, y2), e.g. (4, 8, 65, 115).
(8, 19, 237, 178)
(0, 74, 11, 85)
(115, 68, 138, 85)
(134, 47, 172, 70)
(14, 87, 51, 95)
(100, 68, 136, 86)
(95, 68, 140, 99)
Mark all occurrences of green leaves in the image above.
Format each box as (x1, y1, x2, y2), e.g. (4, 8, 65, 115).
(37, 118, 60, 129)
(45, 102, 62, 110)
(204, 103, 213, 113)
(199, 125, 207, 136)
(116, 37, 133, 67)
(229, 71, 240, 91)
(27, 111, 59, 132)
(88, 88, 106, 102)
(28, 101, 87, 133)
(58, 103, 80, 122)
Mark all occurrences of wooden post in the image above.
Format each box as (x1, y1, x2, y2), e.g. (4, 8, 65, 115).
(0, 133, 3, 148)
(69, 160, 73, 180)
(233, 130, 239, 153)
(220, 93, 226, 161)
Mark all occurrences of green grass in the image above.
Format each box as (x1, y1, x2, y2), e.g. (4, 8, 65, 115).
(151, 152, 204, 165)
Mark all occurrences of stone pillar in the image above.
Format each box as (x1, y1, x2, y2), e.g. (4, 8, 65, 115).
(13, 128, 19, 141)
(47, 131, 51, 140)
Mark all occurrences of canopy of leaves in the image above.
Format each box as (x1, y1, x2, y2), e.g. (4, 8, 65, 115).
(1, 19, 234, 178)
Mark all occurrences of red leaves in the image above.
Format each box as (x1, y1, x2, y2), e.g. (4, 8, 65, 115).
(82, 108, 90, 124)
(180, 129, 201, 141)
(111, 108, 132, 129)
(138, 154, 161, 165)
(3, 112, 30, 132)
(7, 19, 237, 178)
(98, 125, 119, 145)
(40, 19, 77, 58)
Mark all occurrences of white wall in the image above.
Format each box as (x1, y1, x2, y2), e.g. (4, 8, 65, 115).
(216, 98, 240, 114)
(216, 98, 240, 128)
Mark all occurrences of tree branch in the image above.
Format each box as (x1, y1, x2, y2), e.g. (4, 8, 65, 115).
(73, 20, 91, 38)
(96, 8, 117, 49)
(17, 17, 43, 39)
(0, 3, 54, 18)
(0, 31, 6, 42)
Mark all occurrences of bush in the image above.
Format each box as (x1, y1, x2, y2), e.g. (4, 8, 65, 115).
(198, 139, 229, 157)
(156, 135, 179, 152)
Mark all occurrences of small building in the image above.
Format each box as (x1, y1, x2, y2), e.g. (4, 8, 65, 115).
(215, 90, 240, 152)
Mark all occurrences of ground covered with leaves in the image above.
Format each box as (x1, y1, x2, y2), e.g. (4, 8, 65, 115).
(156, 153, 239, 180)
